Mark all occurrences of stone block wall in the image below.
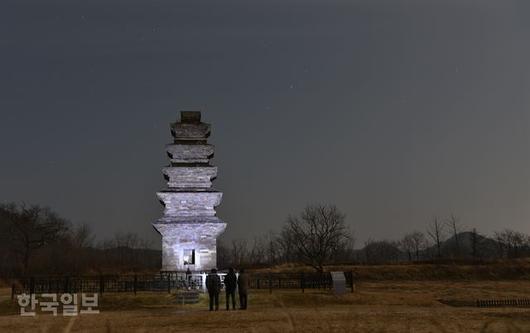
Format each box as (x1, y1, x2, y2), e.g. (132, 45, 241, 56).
(153, 111, 226, 272)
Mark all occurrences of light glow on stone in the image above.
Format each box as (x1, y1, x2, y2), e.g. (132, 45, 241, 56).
(152, 112, 227, 272)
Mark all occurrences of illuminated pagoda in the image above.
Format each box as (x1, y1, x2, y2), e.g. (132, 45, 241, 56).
(153, 111, 226, 272)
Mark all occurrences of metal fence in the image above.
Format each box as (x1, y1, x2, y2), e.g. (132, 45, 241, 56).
(476, 299, 530, 307)
(11, 271, 355, 297)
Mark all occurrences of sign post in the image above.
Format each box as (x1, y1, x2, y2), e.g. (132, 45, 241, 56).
(330, 271, 346, 295)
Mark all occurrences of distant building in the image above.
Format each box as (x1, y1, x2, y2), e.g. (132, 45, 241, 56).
(153, 111, 226, 271)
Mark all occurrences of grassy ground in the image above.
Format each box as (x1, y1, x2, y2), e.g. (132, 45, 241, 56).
(0, 281, 530, 332)
(256, 259, 530, 281)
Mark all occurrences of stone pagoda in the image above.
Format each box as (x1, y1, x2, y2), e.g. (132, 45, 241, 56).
(153, 111, 226, 272)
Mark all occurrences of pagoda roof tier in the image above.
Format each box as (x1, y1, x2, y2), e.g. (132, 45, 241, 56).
(153, 220, 227, 246)
(170, 111, 211, 140)
(162, 166, 217, 189)
(166, 144, 214, 164)
(157, 189, 221, 193)
(158, 188, 221, 193)
(157, 191, 222, 217)
(154, 216, 226, 224)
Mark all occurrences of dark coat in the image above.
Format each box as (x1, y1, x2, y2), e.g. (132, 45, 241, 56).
(237, 273, 249, 294)
(206, 273, 221, 294)
(224, 272, 237, 292)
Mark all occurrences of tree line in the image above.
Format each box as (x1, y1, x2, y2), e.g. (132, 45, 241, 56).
(218, 207, 530, 269)
(218, 204, 355, 272)
(2, 201, 530, 276)
(0, 203, 159, 277)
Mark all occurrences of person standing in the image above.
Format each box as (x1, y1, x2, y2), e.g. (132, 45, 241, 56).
(224, 267, 237, 310)
(205, 268, 221, 311)
(237, 268, 249, 310)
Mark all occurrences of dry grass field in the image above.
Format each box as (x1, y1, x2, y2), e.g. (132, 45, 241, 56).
(0, 280, 530, 332)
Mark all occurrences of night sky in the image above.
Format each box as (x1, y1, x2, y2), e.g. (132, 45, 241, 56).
(1, 0, 529, 248)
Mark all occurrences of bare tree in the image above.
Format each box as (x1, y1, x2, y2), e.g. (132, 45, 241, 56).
(230, 239, 248, 267)
(71, 223, 95, 248)
(114, 232, 141, 249)
(399, 234, 415, 262)
(249, 236, 267, 265)
(277, 228, 296, 263)
(427, 217, 445, 259)
(364, 239, 401, 264)
(471, 228, 479, 259)
(264, 231, 279, 266)
(494, 229, 530, 259)
(65, 223, 96, 274)
(282, 204, 349, 272)
(94, 231, 158, 272)
(446, 214, 462, 258)
(410, 231, 427, 261)
(334, 235, 356, 263)
(0, 203, 69, 273)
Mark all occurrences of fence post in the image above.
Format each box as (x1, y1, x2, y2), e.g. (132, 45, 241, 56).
(351, 270, 355, 293)
(301, 273, 305, 293)
(64, 276, 69, 294)
(11, 283, 15, 301)
(134, 274, 137, 295)
(99, 275, 104, 295)
(257, 278, 260, 289)
(167, 274, 171, 294)
(30, 277, 35, 295)
(269, 273, 272, 294)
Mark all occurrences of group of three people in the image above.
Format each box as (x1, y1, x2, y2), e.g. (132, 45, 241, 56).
(205, 267, 249, 311)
